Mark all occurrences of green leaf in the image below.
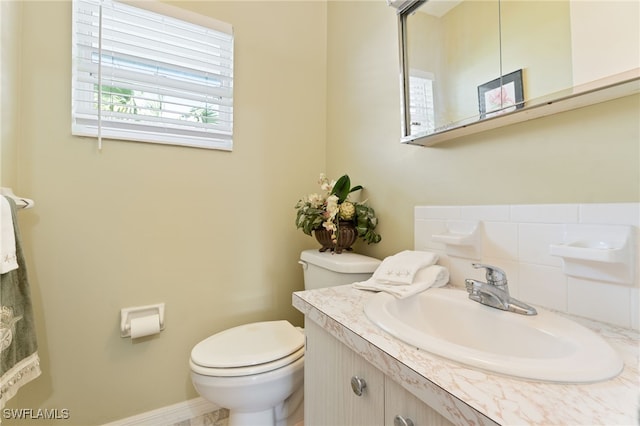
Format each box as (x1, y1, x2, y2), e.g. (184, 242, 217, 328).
(331, 175, 351, 203)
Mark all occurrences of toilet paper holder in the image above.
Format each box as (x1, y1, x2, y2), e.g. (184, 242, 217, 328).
(120, 303, 165, 338)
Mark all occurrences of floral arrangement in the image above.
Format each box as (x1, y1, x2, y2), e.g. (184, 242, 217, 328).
(295, 173, 381, 247)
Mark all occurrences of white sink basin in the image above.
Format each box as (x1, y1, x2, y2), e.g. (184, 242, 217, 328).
(364, 288, 623, 383)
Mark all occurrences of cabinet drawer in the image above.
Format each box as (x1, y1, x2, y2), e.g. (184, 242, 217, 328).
(385, 379, 454, 426)
(304, 320, 384, 426)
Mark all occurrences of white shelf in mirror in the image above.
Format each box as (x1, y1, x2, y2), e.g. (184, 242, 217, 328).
(403, 68, 640, 147)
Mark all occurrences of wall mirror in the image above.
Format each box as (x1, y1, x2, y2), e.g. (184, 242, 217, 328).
(392, 0, 640, 147)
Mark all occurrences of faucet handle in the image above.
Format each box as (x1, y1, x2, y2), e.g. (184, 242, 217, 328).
(472, 263, 508, 287)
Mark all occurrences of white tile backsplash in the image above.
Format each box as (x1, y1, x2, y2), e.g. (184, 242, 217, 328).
(510, 204, 579, 224)
(567, 278, 632, 327)
(579, 203, 640, 226)
(415, 203, 640, 330)
(518, 223, 565, 267)
(519, 263, 568, 312)
(630, 288, 639, 330)
(460, 205, 511, 221)
(482, 222, 518, 260)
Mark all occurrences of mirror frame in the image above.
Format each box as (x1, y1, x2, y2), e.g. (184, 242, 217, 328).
(395, 0, 640, 147)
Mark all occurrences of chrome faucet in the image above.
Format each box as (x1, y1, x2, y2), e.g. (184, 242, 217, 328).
(465, 263, 537, 316)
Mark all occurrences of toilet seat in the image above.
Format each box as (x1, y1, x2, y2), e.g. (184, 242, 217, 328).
(191, 346, 304, 377)
(190, 320, 304, 377)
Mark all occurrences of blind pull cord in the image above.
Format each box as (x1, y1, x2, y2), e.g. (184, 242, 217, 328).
(97, 1, 103, 152)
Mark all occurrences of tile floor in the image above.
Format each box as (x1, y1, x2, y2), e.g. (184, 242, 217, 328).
(172, 408, 229, 426)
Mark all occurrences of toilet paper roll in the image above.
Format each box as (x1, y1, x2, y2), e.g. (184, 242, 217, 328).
(130, 314, 161, 339)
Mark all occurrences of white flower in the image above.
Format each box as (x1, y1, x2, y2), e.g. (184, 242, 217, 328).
(321, 181, 334, 192)
(322, 220, 336, 232)
(325, 195, 339, 218)
(306, 193, 325, 208)
(318, 173, 336, 193)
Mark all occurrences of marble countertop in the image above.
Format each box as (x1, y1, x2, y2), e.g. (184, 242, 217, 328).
(293, 284, 640, 426)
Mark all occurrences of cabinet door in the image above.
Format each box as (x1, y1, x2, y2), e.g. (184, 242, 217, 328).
(385, 378, 454, 426)
(304, 320, 384, 426)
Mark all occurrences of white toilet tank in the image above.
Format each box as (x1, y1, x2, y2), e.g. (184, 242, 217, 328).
(299, 249, 381, 290)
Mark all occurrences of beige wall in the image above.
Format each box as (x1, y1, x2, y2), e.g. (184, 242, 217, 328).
(1, 1, 22, 186)
(501, 0, 573, 98)
(4, 1, 326, 424)
(570, 1, 640, 84)
(2, 0, 638, 424)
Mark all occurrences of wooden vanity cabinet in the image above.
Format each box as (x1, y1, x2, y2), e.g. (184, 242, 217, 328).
(304, 319, 384, 425)
(304, 320, 453, 426)
(384, 379, 453, 426)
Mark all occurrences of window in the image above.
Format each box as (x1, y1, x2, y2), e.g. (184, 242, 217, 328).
(72, 0, 234, 150)
(408, 70, 435, 135)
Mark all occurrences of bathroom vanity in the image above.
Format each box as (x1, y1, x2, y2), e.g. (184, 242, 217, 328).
(293, 284, 639, 426)
(304, 319, 453, 426)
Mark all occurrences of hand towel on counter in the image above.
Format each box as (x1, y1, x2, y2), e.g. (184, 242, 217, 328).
(371, 250, 439, 285)
(354, 264, 449, 298)
(1, 196, 18, 274)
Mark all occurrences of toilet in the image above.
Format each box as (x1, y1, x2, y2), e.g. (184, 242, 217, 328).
(189, 249, 381, 426)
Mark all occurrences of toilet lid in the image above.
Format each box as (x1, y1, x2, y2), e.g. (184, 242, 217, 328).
(190, 346, 304, 377)
(191, 320, 304, 369)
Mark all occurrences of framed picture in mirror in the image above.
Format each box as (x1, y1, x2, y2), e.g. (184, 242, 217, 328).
(478, 69, 524, 118)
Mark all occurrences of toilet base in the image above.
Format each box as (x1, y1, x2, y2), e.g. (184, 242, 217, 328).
(229, 409, 275, 426)
(227, 386, 303, 426)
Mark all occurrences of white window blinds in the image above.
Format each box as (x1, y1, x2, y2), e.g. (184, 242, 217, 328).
(408, 70, 435, 135)
(72, 0, 234, 150)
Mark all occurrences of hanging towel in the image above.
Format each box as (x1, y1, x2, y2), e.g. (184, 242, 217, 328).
(0, 197, 18, 274)
(371, 250, 439, 285)
(0, 197, 41, 410)
(354, 264, 449, 298)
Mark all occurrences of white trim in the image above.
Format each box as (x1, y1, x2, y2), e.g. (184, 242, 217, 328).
(101, 397, 221, 426)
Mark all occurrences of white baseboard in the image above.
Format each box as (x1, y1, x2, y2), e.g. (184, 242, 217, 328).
(102, 397, 221, 426)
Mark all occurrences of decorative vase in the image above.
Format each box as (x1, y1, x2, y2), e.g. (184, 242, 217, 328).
(314, 221, 358, 254)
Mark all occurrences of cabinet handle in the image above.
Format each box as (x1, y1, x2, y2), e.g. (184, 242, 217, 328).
(350, 376, 367, 396)
(394, 415, 415, 426)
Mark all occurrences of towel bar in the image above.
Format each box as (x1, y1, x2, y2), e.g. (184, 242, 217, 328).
(0, 187, 34, 209)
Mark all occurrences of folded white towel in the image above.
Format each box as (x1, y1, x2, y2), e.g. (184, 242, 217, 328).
(1, 196, 18, 274)
(372, 250, 439, 285)
(354, 264, 449, 298)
